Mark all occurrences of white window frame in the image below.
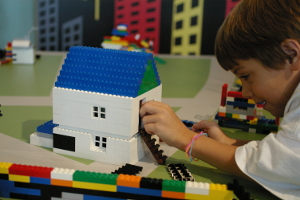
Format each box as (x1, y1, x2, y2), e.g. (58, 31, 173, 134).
(92, 106, 106, 119)
(95, 136, 107, 148)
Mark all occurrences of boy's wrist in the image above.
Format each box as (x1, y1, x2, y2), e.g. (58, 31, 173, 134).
(175, 130, 197, 151)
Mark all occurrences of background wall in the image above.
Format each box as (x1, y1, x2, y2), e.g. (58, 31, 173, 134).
(0, 0, 241, 55)
(0, 0, 37, 48)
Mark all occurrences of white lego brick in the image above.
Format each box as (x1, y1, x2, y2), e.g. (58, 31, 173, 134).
(106, 137, 115, 148)
(62, 192, 83, 200)
(30, 132, 53, 148)
(239, 115, 247, 120)
(12, 39, 30, 47)
(185, 181, 210, 195)
(218, 106, 226, 113)
(101, 43, 122, 49)
(51, 167, 75, 181)
(12, 47, 35, 64)
(105, 147, 115, 155)
(114, 149, 130, 158)
(226, 96, 234, 102)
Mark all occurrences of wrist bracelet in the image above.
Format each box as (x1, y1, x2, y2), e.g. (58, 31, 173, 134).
(185, 131, 208, 162)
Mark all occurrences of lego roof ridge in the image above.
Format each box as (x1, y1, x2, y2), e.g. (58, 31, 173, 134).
(69, 46, 153, 59)
(68, 51, 152, 62)
(63, 58, 149, 70)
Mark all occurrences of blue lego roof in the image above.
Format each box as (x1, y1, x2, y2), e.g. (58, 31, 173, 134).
(55, 46, 160, 97)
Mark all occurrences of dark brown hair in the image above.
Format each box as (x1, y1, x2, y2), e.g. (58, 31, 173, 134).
(215, 0, 300, 70)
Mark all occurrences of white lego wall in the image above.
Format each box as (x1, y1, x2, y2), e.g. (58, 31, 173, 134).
(12, 46, 35, 64)
(53, 126, 146, 165)
(30, 132, 53, 148)
(53, 84, 162, 139)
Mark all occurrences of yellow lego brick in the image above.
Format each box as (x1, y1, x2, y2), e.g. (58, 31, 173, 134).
(9, 174, 30, 183)
(111, 36, 121, 41)
(104, 40, 129, 46)
(249, 118, 258, 125)
(185, 193, 232, 200)
(209, 184, 233, 200)
(140, 40, 149, 48)
(232, 114, 240, 119)
(0, 162, 13, 174)
(73, 181, 117, 192)
(248, 99, 255, 104)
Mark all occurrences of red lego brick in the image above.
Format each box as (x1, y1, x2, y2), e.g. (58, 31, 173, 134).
(221, 84, 228, 106)
(246, 116, 255, 120)
(227, 91, 248, 99)
(275, 117, 280, 125)
(9, 164, 53, 178)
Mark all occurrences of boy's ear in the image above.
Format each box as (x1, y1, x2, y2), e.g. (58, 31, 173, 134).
(281, 39, 300, 70)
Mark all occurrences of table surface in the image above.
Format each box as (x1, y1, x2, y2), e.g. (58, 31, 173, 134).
(0, 52, 279, 199)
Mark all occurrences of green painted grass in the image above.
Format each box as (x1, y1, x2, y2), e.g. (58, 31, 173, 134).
(156, 57, 210, 98)
(0, 106, 52, 143)
(0, 55, 63, 96)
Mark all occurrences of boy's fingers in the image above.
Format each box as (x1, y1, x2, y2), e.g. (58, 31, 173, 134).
(142, 114, 157, 124)
(140, 101, 162, 117)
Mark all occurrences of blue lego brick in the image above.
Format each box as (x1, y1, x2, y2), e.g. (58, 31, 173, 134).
(56, 76, 139, 92)
(0, 179, 41, 197)
(68, 46, 152, 61)
(227, 101, 255, 108)
(36, 120, 58, 134)
(59, 67, 142, 84)
(55, 82, 139, 97)
(182, 120, 196, 130)
(30, 177, 51, 185)
(84, 194, 125, 200)
(65, 54, 149, 69)
(12, 186, 41, 196)
(112, 29, 129, 36)
(257, 117, 277, 125)
(117, 186, 162, 197)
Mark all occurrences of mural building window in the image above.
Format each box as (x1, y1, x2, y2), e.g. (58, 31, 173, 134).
(191, 0, 199, 8)
(175, 37, 182, 45)
(190, 16, 198, 26)
(189, 34, 197, 44)
(176, 3, 184, 13)
(176, 20, 183, 29)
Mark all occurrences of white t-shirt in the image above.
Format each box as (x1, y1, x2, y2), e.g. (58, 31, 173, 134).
(235, 83, 300, 200)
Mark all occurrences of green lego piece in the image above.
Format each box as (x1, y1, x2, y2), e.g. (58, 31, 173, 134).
(138, 60, 159, 95)
(226, 113, 232, 118)
(73, 170, 118, 185)
(162, 179, 186, 193)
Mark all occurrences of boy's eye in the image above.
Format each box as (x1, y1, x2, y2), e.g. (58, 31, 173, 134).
(239, 75, 249, 80)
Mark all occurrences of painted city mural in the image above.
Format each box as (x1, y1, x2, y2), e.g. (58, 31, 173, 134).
(37, 0, 241, 55)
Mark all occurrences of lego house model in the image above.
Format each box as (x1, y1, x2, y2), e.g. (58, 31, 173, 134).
(30, 46, 162, 165)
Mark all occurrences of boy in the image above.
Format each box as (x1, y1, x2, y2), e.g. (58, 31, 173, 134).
(140, 0, 300, 199)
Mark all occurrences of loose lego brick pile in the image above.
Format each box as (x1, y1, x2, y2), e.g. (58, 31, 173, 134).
(0, 162, 233, 200)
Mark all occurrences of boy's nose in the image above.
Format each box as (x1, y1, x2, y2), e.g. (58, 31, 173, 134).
(241, 85, 252, 98)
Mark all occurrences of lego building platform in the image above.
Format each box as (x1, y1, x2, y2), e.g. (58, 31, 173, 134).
(0, 52, 279, 199)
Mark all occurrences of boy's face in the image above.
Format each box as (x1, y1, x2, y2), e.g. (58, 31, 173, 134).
(231, 59, 299, 117)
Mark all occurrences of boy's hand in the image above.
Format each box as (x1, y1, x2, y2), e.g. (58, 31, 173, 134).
(192, 120, 231, 145)
(140, 101, 193, 148)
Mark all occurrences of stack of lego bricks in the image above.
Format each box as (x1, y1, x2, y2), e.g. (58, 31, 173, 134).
(0, 162, 233, 199)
